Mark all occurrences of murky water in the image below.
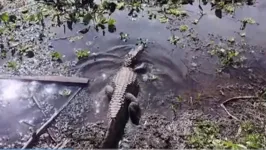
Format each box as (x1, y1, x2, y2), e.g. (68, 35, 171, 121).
(0, 80, 79, 144)
(49, 0, 266, 110)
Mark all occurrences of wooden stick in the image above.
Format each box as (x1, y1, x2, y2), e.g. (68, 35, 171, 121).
(32, 95, 47, 117)
(220, 96, 259, 121)
(0, 75, 89, 84)
(22, 87, 83, 149)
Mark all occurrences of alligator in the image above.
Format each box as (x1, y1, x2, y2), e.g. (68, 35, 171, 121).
(101, 44, 145, 148)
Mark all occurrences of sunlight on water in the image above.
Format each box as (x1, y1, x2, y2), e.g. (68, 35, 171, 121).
(95, 100, 100, 114)
(0, 80, 25, 100)
(28, 81, 40, 93)
(44, 83, 57, 94)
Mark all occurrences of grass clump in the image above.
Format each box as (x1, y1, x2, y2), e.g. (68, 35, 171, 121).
(186, 121, 220, 148)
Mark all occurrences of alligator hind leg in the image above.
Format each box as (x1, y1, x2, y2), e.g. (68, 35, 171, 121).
(105, 85, 114, 100)
(126, 93, 141, 125)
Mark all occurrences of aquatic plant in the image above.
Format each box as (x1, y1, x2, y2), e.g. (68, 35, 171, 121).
(179, 25, 188, 32)
(76, 49, 90, 60)
(168, 35, 180, 45)
(241, 17, 256, 24)
(51, 51, 62, 61)
(159, 15, 168, 23)
(119, 32, 129, 42)
(6, 61, 17, 69)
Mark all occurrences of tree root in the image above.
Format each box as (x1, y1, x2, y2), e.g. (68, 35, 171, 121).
(22, 87, 82, 149)
(220, 96, 259, 121)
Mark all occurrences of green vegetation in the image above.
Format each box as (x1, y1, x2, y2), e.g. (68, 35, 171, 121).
(179, 25, 188, 32)
(75, 49, 90, 60)
(168, 35, 180, 45)
(241, 17, 256, 24)
(51, 51, 62, 61)
(209, 47, 244, 69)
(186, 120, 266, 149)
(6, 61, 17, 69)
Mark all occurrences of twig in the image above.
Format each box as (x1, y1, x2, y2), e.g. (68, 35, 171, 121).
(54, 138, 70, 149)
(22, 87, 83, 149)
(220, 96, 259, 121)
(21, 121, 36, 128)
(0, 75, 89, 84)
(32, 95, 47, 116)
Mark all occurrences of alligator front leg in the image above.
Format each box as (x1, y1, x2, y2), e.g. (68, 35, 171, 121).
(134, 62, 148, 73)
(125, 93, 141, 125)
(105, 85, 114, 100)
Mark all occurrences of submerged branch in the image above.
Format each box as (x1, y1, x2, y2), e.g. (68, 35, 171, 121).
(22, 87, 83, 149)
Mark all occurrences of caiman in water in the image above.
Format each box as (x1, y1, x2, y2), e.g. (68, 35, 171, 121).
(101, 44, 145, 148)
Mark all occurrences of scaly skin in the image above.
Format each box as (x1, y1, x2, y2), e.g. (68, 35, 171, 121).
(101, 44, 144, 148)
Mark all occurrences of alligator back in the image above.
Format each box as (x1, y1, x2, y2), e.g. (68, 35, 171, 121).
(101, 67, 139, 148)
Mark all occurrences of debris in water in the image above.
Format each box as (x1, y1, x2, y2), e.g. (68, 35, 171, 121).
(75, 49, 90, 60)
(168, 35, 180, 45)
(159, 15, 168, 23)
(240, 32, 246, 37)
(69, 35, 83, 42)
(228, 37, 235, 43)
(59, 89, 72, 96)
(179, 25, 189, 32)
(192, 19, 199, 25)
(119, 32, 129, 42)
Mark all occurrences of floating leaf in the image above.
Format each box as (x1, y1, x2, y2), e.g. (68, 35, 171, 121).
(117, 2, 125, 10)
(241, 17, 256, 24)
(59, 89, 71, 96)
(167, 8, 187, 16)
(168, 35, 180, 45)
(83, 13, 92, 25)
(51, 51, 62, 61)
(76, 49, 90, 60)
(108, 18, 116, 26)
(179, 25, 188, 32)
(224, 4, 235, 13)
(0, 12, 9, 22)
(7, 61, 17, 69)
(159, 16, 168, 23)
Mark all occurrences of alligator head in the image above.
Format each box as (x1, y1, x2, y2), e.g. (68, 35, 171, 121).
(123, 44, 144, 67)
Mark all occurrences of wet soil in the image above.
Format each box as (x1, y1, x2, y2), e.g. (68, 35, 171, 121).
(0, 0, 266, 149)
